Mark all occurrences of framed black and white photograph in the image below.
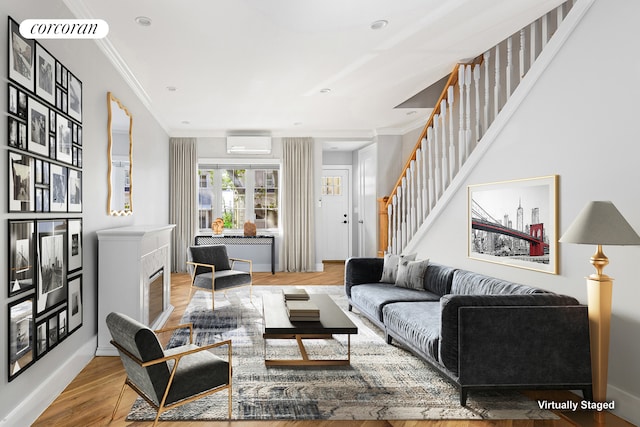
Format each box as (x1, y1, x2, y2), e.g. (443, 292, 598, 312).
(48, 315, 58, 349)
(35, 188, 43, 212)
(68, 72, 82, 123)
(9, 220, 35, 297)
(55, 61, 62, 85)
(49, 109, 56, 133)
(8, 116, 22, 149)
(43, 161, 50, 185)
(36, 319, 48, 359)
(9, 151, 34, 212)
(468, 175, 558, 274)
(27, 97, 49, 157)
(50, 164, 67, 212)
(8, 17, 35, 91)
(8, 295, 35, 381)
(55, 86, 63, 110)
(56, 113, 72, 164)
(43, 188, 50, 212)
(77, 126, 82, 146)
(58, 309, 68, 341)
(67, 276, 83, 334)
(36, 219, 67, 315)
(49, 134, 56, 159)
(35, 158, 42, 183)
(61, 65, 68, 88)
(9, 84, 18, 114)
(19, 122, 27, 149)
(68, 169, 82, 212)
(68, 219, 82, 273)
(18, 90, 27, 119)
(35, 43, 55, 105)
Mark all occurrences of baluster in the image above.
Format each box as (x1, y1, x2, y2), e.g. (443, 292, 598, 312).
(541, 13, 549, 47)
(465, 65, 472, 157)
(473, 64, 481, 140)
(458, 65, 466, 167)
(397, 184, 404, 252)
(530, 21, 537, 69)
(506, 36, 513, 97)
(415, 149, 423, 226)
(483, 51, 490, 135)
(447, 85, 456, 181)
(393, 194, 399, 254)
(421, 138, 429, 219)
(427, 128, 435, 210)
(556, 4, 564, 28)
(433, 114, 441, 199)
(440, 99, 448, 190)
(407, 164, 414, 238)
(519, 28, 526, 80)
(494, 43, 500, 118)
(387, 203, 393, 254)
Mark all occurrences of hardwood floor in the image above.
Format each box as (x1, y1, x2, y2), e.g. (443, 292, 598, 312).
(33, 263, 631, 427)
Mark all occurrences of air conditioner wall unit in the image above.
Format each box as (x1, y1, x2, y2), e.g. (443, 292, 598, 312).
(226, 136, 272, 154)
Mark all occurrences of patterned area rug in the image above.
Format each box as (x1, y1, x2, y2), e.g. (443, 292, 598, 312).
(127, 285, 557, 421)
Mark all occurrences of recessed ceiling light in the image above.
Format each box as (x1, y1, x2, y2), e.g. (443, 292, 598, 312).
(370, 20, 388, 30)
(135, 16, 152, 27)
(166, 86, 177, 92)
(181, 120, 190, 125)
(320, 88, 331, 94)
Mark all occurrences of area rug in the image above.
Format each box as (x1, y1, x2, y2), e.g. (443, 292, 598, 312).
(127, 285, 557, 421)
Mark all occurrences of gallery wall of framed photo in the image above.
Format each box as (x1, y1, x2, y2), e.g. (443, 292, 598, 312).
(7, 16, 83, 381)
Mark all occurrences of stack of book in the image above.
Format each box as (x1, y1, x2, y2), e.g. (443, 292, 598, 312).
(285, 300, 320, 321)
(282, 288, 309, 301)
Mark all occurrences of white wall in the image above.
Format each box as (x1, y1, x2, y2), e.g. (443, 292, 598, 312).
(408, 0, 640, 423)
(0, 1, 170, 424)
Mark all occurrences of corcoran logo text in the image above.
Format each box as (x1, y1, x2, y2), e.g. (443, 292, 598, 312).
(19, 19, 109, 39)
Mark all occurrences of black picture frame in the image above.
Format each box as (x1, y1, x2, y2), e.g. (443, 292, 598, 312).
(68, 169, 82, 212)
(35, 318, 48, 359)
(67, 219, 82, 273)
(68, 72, 82, 123)
(55, 113, 72, 164)
(48, 314, 58, 349)
(58, 308, 68, 342)
(8, 17, 35, 91)
(36, 219, 67, 316)
(8, 116, 23, 149)
(9, 219, 35, 297)
(35, 43, 55, 106)
(8, 83, 18, 114)
(50, 164, 67, 212)
(8, 295, 35, 381)
(9, 151, 34, 212)
(67, 275, 83, 334)
(27, 96, 49, 157)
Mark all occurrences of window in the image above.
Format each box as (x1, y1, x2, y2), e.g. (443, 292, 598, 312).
(198, 164, 279, 231)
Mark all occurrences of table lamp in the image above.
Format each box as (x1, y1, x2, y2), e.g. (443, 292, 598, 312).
(559, 201, 640, 424)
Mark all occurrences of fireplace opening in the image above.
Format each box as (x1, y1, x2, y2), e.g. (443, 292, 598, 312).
(148, 268, 164, 326)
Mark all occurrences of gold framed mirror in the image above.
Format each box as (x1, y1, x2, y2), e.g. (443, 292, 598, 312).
(107, 92, 133, 215)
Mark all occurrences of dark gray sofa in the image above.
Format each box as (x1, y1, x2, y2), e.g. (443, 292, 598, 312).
(345, 257, 593, 405)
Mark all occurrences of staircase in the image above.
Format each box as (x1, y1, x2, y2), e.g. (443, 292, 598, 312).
(378, 0, 576, 256)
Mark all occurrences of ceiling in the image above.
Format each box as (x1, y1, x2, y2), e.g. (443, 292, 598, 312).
(65, 0, 565, 138)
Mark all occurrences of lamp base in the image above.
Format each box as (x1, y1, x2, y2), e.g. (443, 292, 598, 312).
(560, 409, 633, 426)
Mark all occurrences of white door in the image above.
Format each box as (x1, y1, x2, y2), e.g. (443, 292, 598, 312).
(321, 167, 351, 261)
(358, 144, 377, 257)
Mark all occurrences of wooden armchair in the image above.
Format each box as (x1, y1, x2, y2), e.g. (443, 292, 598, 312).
(187, 244, 252, 310)
(106, 312, 232, 425)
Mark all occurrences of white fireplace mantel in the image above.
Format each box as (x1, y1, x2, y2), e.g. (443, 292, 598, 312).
(96, 224, 175, 356)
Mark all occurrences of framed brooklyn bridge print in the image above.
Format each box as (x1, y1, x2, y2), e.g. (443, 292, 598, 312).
(467, 175, 558, 274)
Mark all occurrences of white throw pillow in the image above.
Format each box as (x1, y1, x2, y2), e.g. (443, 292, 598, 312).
(380, 253, 416, 283)
(395, 258, 430, 290)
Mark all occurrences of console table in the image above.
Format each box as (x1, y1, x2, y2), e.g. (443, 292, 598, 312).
(194, 235, 275, 274)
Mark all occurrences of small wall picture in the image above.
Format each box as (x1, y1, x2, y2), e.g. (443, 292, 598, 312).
(468, 175, 558, 274)
(68, 219, 82, 273)
(8, 296, 35, 381)
(27, 97, 49, 157)
(8, 17, 35, 91)
(35, 43, 55, 105)
(48, 315, 58, 349)
(9, 220, 35, 297)
(36, 220, 67, 315)
(68, 72, 82, 123)
(36, 319, 48, 358)
(56, 113, 72, 164)
(50, 164, 67, 212)
(58, 310, 68, 341)
(68, 169, 82, 212)
(67, 276, 83, 334)
(9, 151, 34, 212)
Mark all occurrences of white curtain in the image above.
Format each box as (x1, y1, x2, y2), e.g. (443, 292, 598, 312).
(169, 138, 197, 272)
(281, 137, 316, 271)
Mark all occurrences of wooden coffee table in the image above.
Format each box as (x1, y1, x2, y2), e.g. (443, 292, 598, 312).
(262, 293, 358, 366)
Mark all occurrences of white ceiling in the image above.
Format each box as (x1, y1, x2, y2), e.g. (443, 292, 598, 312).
(65, 0, 564, 138)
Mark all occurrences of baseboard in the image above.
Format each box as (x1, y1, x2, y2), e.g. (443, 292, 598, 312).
(0, 337, 96, 427)
(607, 384, 640, 426)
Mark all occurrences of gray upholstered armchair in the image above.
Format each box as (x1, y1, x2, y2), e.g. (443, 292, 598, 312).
(106, 312, 232, 425)
(187, 244, 253, 310)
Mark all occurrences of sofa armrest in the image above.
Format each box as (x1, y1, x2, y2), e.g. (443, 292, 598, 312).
(457, 305, 591, 388)
(344, 257, 384, 297)
(439, 293, 581, 374)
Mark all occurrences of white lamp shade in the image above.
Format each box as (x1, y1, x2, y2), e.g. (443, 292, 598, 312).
(559, 201, 640, 245)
